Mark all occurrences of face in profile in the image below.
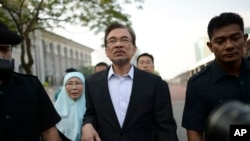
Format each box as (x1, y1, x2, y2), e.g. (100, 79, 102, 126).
(137, 56, 154, 73)
(105, 28, 137, 66)
(207, 24, 248, 64)
(65, 77, 84, 100)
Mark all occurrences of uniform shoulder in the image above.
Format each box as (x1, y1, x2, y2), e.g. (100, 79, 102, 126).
(189, 66, 211, 81)
(13, 72, 39, 80)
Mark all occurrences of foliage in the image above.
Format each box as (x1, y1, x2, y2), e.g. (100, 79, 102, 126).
(42, 81, 49, 87)
(79, 65, 94, 79)
(0, 0, 144, 74)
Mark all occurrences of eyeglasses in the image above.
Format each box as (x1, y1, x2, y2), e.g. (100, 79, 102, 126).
(106, 37, 132, 46)
(65, 81, 83, 87)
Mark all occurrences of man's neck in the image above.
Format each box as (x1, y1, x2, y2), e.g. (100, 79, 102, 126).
(217, 59, 242, 77)
(112, 63, 132, 76)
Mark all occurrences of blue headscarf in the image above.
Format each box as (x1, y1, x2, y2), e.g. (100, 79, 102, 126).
(54, 72, 86, 141)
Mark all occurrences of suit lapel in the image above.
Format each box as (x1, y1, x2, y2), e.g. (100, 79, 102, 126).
(99, 70, 122, 131)
(122, 67, 143, 130)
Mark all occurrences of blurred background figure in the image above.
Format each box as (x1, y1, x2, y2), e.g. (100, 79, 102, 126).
(136, 52, 155, 73)
(54, 72, 86, 141)
(94, 62, 108, 73)
(54, 67, 77, 102)
(65, 67, 77, 73)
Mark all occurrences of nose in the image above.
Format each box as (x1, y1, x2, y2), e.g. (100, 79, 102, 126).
(143, 65, 148, 68)
(225, 39, 234, 49)
(72, 84, 77, 89)
(113, 40, 124, 47)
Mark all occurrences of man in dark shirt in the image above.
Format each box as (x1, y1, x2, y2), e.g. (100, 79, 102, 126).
(182, 12, 250, 141)
(0, 22, 61, 140)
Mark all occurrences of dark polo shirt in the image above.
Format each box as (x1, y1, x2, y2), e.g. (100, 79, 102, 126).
(182, 58, 250, 131)
(0, 72, 61, 141)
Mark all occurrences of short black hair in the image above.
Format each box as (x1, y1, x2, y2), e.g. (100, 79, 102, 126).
(104, 22, 136, 47)
(65, 67, 77, 73)
(207, 12, 244, 40)
(95, 62, 108, 68)
(136, 53, 154, 64)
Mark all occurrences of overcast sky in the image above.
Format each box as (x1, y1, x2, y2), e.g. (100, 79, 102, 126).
(54, 0, 250, 80)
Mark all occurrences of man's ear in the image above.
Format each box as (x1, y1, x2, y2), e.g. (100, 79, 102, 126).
(244, 34, 248, 47)
(105, 47, 109, 57)
(207, 42, 213, 53)
(132, 45, 137, 55)
(244, 33, 248, 40)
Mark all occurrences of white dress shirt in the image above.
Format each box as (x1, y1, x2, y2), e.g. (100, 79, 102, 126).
(107, 66, 134, 127)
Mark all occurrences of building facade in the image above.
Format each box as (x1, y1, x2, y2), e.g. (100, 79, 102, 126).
(12, 29, 94, 86)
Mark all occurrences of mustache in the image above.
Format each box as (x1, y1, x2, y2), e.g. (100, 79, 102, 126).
(114, 49, 126, 54)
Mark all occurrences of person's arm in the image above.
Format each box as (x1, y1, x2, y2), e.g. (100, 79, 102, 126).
(154, 78, 178, 141)
(81, 79, 100, 141)
(81, 123, 101, 141)
(187, 130, 204, 141)
(182, 78, 207, 141)
(41, 126, 60, 141)
(82, 78, 99, 127)
(33, 77, 61, 140)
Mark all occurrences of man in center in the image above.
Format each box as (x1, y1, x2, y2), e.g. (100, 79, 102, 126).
(81, 22, 178, 141)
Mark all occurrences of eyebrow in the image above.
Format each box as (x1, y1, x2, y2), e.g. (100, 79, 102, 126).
(107, 36, 131, 40)
(213, 32, 242, 40)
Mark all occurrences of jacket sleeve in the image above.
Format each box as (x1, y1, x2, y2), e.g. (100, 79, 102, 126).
(154, 78, 179, 141)
(82, 79, 98, 129)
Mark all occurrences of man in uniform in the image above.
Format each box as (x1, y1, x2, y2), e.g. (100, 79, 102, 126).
(182, 12, 250, 141)
(0, 22, 61, 140)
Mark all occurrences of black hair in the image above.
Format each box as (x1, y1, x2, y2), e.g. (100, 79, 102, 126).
(136, 53, 154, 64)
(95, 62, 108, 68)
(65, 67, 77, 73)
(104, 22, 136, 47)
(207, 12, 244, 40)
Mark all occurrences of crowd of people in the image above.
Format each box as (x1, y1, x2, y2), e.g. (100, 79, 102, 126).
(0, 12, 249, 141)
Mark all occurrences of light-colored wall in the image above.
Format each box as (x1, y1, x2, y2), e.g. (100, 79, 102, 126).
(12, 29, 94, 86)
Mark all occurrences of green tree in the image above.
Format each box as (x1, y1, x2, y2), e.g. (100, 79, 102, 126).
(79, 65, 94, 79)
(0, 0, 143, 74)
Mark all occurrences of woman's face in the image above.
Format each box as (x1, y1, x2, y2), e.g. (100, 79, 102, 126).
(65, 77, 84, 100)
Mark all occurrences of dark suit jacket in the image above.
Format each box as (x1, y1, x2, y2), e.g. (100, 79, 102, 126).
(83, 66, 178, 141)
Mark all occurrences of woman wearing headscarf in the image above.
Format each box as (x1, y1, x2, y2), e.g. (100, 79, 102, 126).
(54, 72, 86, 141)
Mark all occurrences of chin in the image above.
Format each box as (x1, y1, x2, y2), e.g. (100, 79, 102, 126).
(71, 96, 79, 100)
(112, 58, 129, 65)
(223, 55, 242, 62)
(223, 58, 241, 64)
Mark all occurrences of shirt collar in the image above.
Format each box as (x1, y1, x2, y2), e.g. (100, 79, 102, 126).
(212, 58, 250, 83)
(108, 65, 134, 79)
